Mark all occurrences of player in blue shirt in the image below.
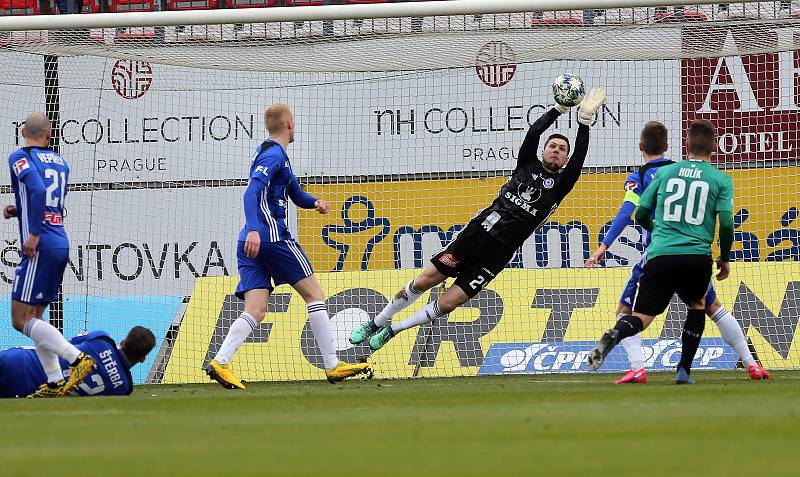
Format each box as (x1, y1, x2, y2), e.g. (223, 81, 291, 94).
(0, 326, 155, 398)
(3, 113, 97, 398)
(585, 121, 770, 383)
(205, 104, 371, 388)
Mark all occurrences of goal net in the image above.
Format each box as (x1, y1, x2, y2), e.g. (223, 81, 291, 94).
(1, 0, 798, 384)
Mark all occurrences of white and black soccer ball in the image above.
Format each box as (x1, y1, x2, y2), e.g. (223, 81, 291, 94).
(552, 74, 586, 107)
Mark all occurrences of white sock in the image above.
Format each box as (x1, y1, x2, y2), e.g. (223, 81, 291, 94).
(374, 279, 424, 327)
(620, 334, 645, 371)
(214, 312, 258, 365)
(35, 344, 64, 383)
(23, 319, 80, 364)
(712, 307, 756, 367)
(391, 301, 444, 334)
(307, 301, 339, 370)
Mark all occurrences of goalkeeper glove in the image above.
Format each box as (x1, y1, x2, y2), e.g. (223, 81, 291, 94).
(554, 103, 570, 115)
(577, 88, 608, 126)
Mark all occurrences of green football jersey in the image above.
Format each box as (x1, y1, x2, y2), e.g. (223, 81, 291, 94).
(639, 158, 733, 259)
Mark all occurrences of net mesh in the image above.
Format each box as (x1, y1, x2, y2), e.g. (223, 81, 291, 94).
(1, 2, 799, 384)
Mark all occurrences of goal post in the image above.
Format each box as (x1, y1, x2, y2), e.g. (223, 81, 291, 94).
(0, 0, 798, 385)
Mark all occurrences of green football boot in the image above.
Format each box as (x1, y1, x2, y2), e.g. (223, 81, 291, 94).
(369, 326, 395, 351)
(349, 320, 381, 345)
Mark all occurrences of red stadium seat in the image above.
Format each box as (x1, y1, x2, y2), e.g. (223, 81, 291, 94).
(345, 0, 389, 4)
(654, 11, 708, 23)
(285, 0, 326, 6)
(111, 0, 154, 11)
(0, 0, 39, 15)
(165, 0, 218, 9)
(227, 0, 277, 8)
(531, 17, 584, 26)
(81, 0, 101, 13)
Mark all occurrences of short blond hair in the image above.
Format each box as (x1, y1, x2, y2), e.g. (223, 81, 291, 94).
(264, 104, 293, 134)
(24, 112, 51, 140)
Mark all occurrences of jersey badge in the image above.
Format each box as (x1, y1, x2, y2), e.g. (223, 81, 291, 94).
(625, 181, 638, 191)
(13, 158, 29, 176)
(543, 178, 555, 189)
(518, 184, 541, 203)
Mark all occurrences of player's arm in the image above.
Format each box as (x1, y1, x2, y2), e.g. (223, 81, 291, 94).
(633, 172, 661, 232)
(558, 88, 607, 196)
(716, 175, 735, 280)
(242, 158, 272, 258)
(17, 165, 46, 257)
(287, 176, 328, 214)
(585, 198, 637, 267)
(516, 108, 563, 167)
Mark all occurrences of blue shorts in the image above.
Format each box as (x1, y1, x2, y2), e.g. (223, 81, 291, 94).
(235, 240, 314, 299)
(620, 252, 716, 309)
(11, 248, 69, 306)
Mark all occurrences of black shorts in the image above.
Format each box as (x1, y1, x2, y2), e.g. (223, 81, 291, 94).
(633, 254, 713, 316)
(430, 223, 516, 298)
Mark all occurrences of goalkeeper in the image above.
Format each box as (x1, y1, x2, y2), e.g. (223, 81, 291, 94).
(349, 88, 607, 351)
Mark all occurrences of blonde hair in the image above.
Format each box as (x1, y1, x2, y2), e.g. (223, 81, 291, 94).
(264, 104, 293, 134)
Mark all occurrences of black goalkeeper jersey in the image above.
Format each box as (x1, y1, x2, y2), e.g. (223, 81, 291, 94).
(471, 108, 590, 248)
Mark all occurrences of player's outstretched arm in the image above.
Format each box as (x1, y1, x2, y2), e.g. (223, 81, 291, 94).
(717, 210, 734, 280)
(585, 200, 636, 267)
(560, 88, 607, 194)
(516, 107, 564, 167)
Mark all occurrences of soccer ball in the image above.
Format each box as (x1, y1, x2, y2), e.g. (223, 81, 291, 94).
(552, 74, 585, 107)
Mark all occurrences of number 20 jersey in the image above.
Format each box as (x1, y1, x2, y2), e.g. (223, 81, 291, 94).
(8, 146, 70, 250)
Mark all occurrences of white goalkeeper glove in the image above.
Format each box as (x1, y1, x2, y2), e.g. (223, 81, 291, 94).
(577, 88, 608, 126)
(554, 103, 570, 115)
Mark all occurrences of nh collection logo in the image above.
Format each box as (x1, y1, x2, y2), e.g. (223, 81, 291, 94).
(111, 60, 153, 99)
(475, 41, 517, 88)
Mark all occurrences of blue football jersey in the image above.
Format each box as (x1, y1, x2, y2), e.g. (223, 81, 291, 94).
(0, 331, 134, 398)
(238, 140, 317, 243)
(8, 147, 70, 250)
(622, 157, 674, 245)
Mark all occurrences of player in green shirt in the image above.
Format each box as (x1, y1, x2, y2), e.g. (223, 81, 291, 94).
(588, 120, 735, 384)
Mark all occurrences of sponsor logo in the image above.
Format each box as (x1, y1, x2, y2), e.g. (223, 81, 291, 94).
(517, 183, 541, 203)
(475, 41, 517, 88)
(438, 253, 460, 268)
(111, 60, 153, 100)
(625, 181, 638, 191)
(13, 158, 29, 175)
(44, 212, 63, 226)
(479, 338, 737, 374)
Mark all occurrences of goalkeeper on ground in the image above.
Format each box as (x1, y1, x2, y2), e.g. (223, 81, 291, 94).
(349, 88, 607, 351)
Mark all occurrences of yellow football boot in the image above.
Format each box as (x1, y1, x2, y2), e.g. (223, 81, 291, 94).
(62, 353, 96, 394)
(27, 380, 68, 398)
(205, 360, 246, 390)
(325, 361, 372, 384)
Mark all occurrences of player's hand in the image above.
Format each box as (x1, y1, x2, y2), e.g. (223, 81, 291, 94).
(3, 205, 17, 219)
(585, 244, 608, 268)
(244, 230, 260, 258)
(553, 103, 570, 115)
(23, 234, 39, 258)
(577, 88, 608, 126)
(716, 258, 730, 281)
(314, 199, 329, 214)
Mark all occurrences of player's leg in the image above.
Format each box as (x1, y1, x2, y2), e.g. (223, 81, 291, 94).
(206, 242, 270, 389)
(12, 248, 92, 396)
(613, 257, 648, 383)
(589, 257, 672, 371)
(278, 241, 370, 382)
(350, 264, 446, 345)
(703, 289, 770, 380)
(369, 234, 508, 352)
(670, 255, 713, 384)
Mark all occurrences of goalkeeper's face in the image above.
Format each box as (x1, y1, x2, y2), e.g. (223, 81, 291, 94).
(542, 138, 569, 172)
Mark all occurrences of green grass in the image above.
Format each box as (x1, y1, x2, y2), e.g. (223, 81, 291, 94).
(2, 371, 799, 477)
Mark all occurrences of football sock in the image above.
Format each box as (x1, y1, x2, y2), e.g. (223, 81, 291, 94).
(35, 344, 64, 383)
(374, 279, 424, 327)
(23, 319, 81, 364)
(214, 312, 258, 365)
(678, 309, 706, 372)
(620, 333, 645, 370)
(712, 306, 756, 367)
(307, 301, 339, 370)
(612, 315, 643, 344)
(391, 301, 445, 334)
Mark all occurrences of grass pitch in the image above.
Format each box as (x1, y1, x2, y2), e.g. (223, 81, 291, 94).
(2, 371, 798, 477)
